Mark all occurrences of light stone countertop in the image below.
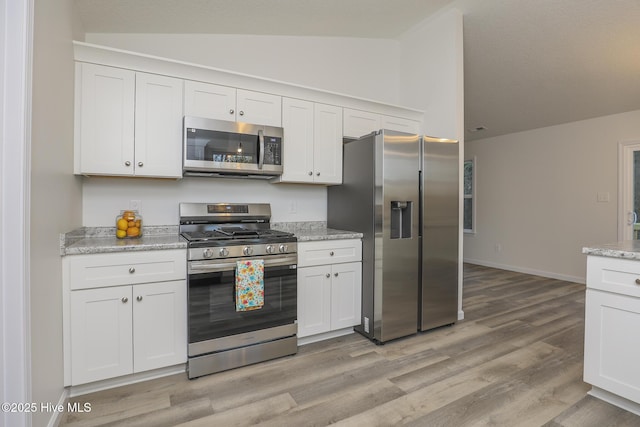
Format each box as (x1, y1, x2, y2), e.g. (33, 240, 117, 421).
(272, 221, 363, 242)
(61, 222, 362, 256)
(582, 240, 640, 260)
(60, 226, 186, 256)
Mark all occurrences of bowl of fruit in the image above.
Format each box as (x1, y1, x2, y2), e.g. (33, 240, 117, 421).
(116, 210, 142, 239)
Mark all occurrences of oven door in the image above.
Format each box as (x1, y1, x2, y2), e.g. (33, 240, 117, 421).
(183, 116, 282, 176)
(187, 255, 297, 356)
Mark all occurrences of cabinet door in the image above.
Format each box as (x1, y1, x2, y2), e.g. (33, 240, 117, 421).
(584, 289, 640, 403)
(183, 80, 236, 121)
(381, 115, 421, 134)
(281, 98, 314, 183)
(70, 286, 133, 385)
(343, 108, 380, 139)
(236, 89, 282, 127)
(134, 73, 184, 178)
(297, 266, 332, 338)
(76, 63, 135, 176)
(133, 280, 187, 372)
(330, 262, 362, 330)
(313, 103, 343, 184)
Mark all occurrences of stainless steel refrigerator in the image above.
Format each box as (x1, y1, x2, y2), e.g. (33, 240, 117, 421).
(327, 130, 459, 343)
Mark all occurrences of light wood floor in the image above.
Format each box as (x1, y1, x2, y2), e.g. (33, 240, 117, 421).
(61, 264, 640, 426)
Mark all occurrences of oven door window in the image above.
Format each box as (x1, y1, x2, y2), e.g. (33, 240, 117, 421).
(188, 264, 296, 343)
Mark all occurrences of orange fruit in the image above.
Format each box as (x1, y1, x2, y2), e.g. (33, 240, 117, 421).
(128, 220, 136, 227)
(117, 218, 129, 230)
(126, 227, 140, 237)
(116, 229, 127, 239)
(135, 220, 141, 228)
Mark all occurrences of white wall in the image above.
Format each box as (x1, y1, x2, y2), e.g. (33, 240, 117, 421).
(84, 33, 402, 106)
(464, 109, 640, 283)
(82, 177, 327, 226)
(31, 0, 82, 425)
(398, 7, 464, 141)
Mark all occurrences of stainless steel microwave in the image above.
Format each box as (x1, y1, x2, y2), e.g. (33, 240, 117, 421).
(183, 116, 283, 178)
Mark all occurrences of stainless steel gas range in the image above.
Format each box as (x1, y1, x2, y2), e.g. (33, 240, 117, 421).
(179, 203, 298, 379)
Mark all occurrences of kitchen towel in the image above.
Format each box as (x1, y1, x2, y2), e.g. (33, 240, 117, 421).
(235, 259, 265, 311)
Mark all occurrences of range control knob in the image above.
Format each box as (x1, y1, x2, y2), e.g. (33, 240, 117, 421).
(243, 246, 254, 256)
(279, 244, 289, 253)
(266, 245, 275, 254)
(219, 247, 229, 257)
(203, 248, 214, 259)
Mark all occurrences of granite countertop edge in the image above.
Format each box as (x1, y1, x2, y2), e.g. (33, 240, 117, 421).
(582, 241, 640, 260)
(61, 222, 362, 255)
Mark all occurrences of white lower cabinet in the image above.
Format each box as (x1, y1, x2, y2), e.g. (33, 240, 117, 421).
(584, 255, 640, 408)
(297, 240, 362, 340)
(64, 250, 187, 386)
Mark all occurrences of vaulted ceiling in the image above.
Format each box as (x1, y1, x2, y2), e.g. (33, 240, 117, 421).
(74, 0, 640, 141)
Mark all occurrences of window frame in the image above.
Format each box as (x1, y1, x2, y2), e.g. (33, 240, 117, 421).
(463, 157, 476, 234)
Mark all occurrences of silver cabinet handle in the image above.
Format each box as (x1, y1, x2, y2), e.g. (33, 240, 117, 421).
(136, 295, 143, 302)
(129, 267, 135, 274)
(125, 161, 131, 166)
(635, 279, 640, 285)
(326, 273, 330, 278)
(239, 110, 244, 116)
(138, 162, 143, 167)
(334, 272, 339, 277)
(229, 109, 234, 115)
(329, 251, 334, 256)
(121, 297, 128, 303)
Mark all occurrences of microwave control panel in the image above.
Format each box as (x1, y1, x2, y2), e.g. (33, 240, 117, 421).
(264, 138, 282, 165)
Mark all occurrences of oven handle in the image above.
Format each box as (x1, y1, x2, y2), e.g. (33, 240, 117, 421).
(189, 255, 297, 274)
(257, 129, 265, 170)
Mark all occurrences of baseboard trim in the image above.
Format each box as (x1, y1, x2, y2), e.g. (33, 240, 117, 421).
(46, 389, 69, 427)
(588, 386, 640, 416)
(68, 364, 186, 397)
(298, 328, 354, 346)
(463, 258, 585, 285)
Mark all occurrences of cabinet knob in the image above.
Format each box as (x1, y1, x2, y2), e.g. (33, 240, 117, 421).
(125, 161, 131, 167)
(635, 278, 640, 285)
(229, 109, 234, 115)
(136, 295, 143, 302)
(329, 251, 334, 256)
(308, 171, 313, 176)
(129, 267, 135, 274)
(138, 162, 143, 167)
(239, 110, 244, 116)
(316, 172, 320, 176)
(121, 297, 128, 303)
(326, 273, 331, 278)
(334, 272, 339, 277)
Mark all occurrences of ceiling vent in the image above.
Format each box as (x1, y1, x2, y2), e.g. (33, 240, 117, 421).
(467, 126, 487, 133)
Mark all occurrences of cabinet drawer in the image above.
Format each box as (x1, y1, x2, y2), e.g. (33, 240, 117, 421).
(587, 256, 640, 298)
(298, 240, 362, 267)
(68, 249, 186, 290)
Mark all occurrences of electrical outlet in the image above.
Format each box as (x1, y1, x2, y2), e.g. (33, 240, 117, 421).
(495, 243, 502, 253)
(129, 200, 141, 211)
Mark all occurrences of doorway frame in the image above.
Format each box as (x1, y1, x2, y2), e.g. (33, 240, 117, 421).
(617, 139, 640, 241)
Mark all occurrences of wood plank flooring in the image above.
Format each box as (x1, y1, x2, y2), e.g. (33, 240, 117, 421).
(60, 264, 640, 426)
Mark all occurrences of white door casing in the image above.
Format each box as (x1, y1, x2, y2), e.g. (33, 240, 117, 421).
(618, 140, 640, 241)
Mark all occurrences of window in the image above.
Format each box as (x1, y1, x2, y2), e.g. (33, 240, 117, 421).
(464, 158, 475, 233)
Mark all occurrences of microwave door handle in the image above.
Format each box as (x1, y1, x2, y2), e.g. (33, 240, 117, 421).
(258, 129, 265, 170)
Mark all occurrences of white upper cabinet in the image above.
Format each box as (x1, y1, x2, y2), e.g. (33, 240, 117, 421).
(183, 80, 236, 121)
(184, 81, 282, 127)
(381, 115, 422, 134)
(279, 98, 342, 185)
(75, 63, 183, 178)
(344, 108, 422, 139)
(134, 73, 183, 178)
(75, 63, 135, 176)
(236, 89, 282, 127)
(343, 108, 381, 139)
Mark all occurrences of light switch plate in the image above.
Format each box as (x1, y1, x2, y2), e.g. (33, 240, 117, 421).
(596, 192, 610, 203)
